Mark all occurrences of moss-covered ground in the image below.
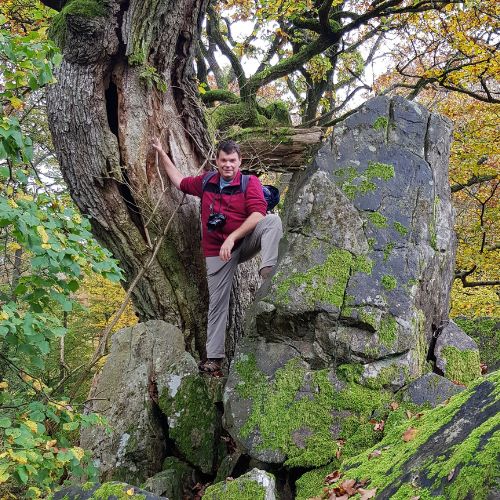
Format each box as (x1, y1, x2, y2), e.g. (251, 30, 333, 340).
(203, 476, 268, 500)
(296, 372, 499, 499)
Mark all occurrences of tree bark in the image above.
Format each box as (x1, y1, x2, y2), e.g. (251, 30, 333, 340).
(43, 0, 255, 359)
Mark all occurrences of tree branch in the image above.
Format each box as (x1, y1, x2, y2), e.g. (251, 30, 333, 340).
(451, 174, 498, 193)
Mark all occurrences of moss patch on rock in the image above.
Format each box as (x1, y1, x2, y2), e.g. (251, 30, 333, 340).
(441, 346, 481, 386)
(302, 372, 499, 499)
(378, 315, 397, 348)
(367, 211, 388, 228)
(90, 482, 146, 499)
(381, 274, 397, 291)
(276, 247, 373, 309)
(158, 374, 217, 474)
(234, 355, 392, 468)
(204, 470, 271, 500)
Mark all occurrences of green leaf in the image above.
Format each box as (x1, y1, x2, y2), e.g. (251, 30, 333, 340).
(15, 465, 28, 484)
(0, 417, 12, 428)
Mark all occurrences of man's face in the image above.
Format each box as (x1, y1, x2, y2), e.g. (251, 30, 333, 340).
(216, 150, 241, 181)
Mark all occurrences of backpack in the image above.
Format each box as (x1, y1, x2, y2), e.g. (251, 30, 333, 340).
(201, 171, 280, 213)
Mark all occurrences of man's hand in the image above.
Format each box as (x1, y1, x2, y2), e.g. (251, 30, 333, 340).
(151, 137, 163, 154)
(219, 236, 235, 262)
(151, 137, 183, 190)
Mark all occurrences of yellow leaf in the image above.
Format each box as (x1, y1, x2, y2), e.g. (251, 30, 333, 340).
(23, 420, 38, 433)
(126, 488, 135, 496)
(70, 447, 85, 461)
(36, 226, 49, 244)
(6, 242, 21, 252)
(41, 243, 51, 249)
(0, 312, 8, 321)
(0, 471, 10, 484)
(9, 96, 24, 110)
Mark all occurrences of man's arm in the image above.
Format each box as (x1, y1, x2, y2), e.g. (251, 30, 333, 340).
(219, 212, 264, 262)
(151, 138, 184, 190)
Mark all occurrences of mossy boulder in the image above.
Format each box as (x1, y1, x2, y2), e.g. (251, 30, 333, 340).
(247, 95, 454, 380)
(435, 320, 481, 386)
(51, 481, 166, 499)
(81, 321, 218, 483)
(142, 458, 195, 498)
(158, 371, 218, 474)
(223, 338, 392, 467)
(204, 468, 277, 500)
(401, 372, 465, 407)
(297, 371, 500, 499)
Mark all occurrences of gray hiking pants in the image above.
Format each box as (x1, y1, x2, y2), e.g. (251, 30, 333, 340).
(205, 214, 282, 358)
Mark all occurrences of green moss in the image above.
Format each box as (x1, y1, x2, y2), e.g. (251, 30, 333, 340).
(337, 363, 363, 383)
(373, 116, 389, 131)
(378, 316, 397, 348)
(295, 462, 338, 500)
(158, 374, 216, 473)
(226, 125, 293, 145)
(208, 102, 260, 131)
(259, 100, 292, 125)
(368, 211, 388, 228)
(365, 161, 395, 181)
(201, 89, 240, 104)
(90, 482, 145, 500)
(49, 0, 107, 48)
(234, 356, 391, 468)
(353, 255, 373, 274)
(204, 478, 267, 500)
(306, 373, 499, 499)
(381, 274, 397, 291)
(362, 365, 400, 390)
(357, 308, 378, 330)
(441, 346, 481, 386)
(82, 482, 96, 491)
(367, 237, 376, 250)
(276, 247, 354, 308)
(393, 221, 409, 236)
(383, 242, 395, 261)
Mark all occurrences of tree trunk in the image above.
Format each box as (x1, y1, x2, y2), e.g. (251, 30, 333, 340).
(43, 0, 253, 358)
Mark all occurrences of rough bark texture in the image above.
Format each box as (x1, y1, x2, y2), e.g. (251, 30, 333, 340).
(44, 0, 256, 357)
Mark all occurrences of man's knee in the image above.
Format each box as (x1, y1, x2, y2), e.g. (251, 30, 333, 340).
(262, 213, 282, 230)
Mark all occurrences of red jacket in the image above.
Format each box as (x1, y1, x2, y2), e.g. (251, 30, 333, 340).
(180, 171, 267, 257)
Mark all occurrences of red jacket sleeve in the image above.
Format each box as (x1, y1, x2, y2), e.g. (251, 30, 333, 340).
(246, 175, 267, 216)
(179, 174, 204, 197)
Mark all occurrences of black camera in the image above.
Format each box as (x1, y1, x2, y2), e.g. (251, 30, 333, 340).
(207, 212, 226, 231)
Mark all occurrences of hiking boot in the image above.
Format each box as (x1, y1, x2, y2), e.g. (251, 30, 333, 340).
(259, 266, 274, 279)
(198, 358, 224, 377)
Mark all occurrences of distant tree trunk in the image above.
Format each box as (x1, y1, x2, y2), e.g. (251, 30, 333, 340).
(42, 0, 253, 358)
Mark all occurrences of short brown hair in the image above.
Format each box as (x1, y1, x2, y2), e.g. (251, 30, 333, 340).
(216, 139, 241, 158)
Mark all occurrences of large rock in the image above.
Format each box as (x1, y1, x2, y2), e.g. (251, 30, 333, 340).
(142, 458, 195, 499)
(296, 371, 500, 499)
(401, 372, 465, 407)
(204, 468, 277, 500)
(435, 320, 481, 385)
(52, 482, 167, 500)
(81, 321, 218, 483)
(224, 95, 456, 464)
(223, 337, 392, 467)
(252, 95, 455, 374)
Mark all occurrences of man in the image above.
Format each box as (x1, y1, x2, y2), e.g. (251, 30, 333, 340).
(151, 138, 283, 375)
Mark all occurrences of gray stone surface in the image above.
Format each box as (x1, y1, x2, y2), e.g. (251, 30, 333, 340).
(402, 372, 465, 407)
(80, 321, 218, 482)
(250, 95, 454, 376)
(142, 458, 195, 499)
(204, 468, 277, 500)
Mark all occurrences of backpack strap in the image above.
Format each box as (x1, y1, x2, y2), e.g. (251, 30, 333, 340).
(240, 174, 249, 194)
(202, 170, 218, 191)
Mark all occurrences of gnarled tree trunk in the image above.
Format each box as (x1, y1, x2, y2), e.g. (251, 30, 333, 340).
(42, 0, 255, 357)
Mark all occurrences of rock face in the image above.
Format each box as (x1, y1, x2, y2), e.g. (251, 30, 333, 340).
(224, 95, 456, 464)
(434, 320, 481, 385)
(296, 372, 500, 499)
(204, 468, 278, 500)
(81, 321, 218, 483)
(401, 372, 465, 407)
